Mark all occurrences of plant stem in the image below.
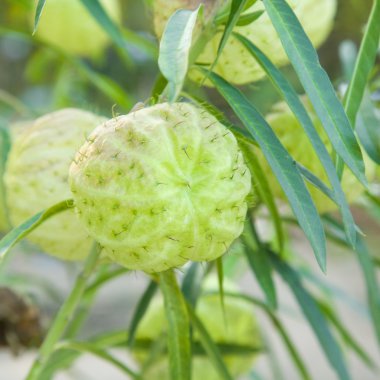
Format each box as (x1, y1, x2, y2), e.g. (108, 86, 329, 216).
(25, 243, 101, 380)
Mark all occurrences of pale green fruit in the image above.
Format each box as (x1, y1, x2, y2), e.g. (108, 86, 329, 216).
(0, 121, 33, 233)
(135, 277, 261, 380)
(257, 97, 375, 213)
(5, 109, 106, 260)
(154, 0, 336, 85)
(32, 0, 121, 57)
(69, 102, 251, 273)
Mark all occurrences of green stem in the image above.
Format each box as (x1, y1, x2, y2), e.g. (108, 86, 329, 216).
(25, 243, 101, 380)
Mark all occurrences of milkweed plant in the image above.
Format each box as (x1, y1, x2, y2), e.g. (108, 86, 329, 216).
(0, 0, 380, 379)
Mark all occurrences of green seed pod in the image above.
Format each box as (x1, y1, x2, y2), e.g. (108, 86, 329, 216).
(134, 276, 261, 379)
(153, 0, 337, 85)
(5, 109, 106, 260)
(257, 97, 375, 213)
(69, 102, 251, 273)
(32, 0, 121, 57)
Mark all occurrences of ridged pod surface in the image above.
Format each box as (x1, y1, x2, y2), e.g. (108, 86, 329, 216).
(32, 0, 121, 57)
(5, 109, 106, 260)
(153, 0, 337, 85)
(134, 277, 261, 379)
(69, 102, 251, 273)
(257, 98, 375, 213)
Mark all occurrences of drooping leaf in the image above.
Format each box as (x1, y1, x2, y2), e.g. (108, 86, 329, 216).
(234, 33, 356, 247)
(128, 280, 158, 347)
(80, 0, 132, 64)
(159, 6, 201, 102)
(159, 270, 191, 380)
(186, 301, 233, 380)
(0, 200, 74, 269)
(204, 69, 326, 271)
(270, 254, 352, 380)
(242, 218, 277, 309)
(238, 136, 285, 253)
(181, 262, 206, 308)
(262, 0, 366, 185)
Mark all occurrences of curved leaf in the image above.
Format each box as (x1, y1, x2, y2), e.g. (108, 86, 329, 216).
(204, 69, 326, 272)
(262, 0, 366, 186)
(33, 0, 46, 34)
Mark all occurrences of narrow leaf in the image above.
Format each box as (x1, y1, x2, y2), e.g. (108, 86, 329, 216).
(159, 6, 201, 102)
(0, 126, 11, 230)
(242, 219, 277, 309)
(80, 0, 131, 63)
(205, 69, 326, 271)
(159, 270, 191, 380)
(270, 254, 352, 380)
(236, 10, 264, 26)
(186, 302, 233, 380)
(262, 0, 366, 185)
(33, 0, 46, 34)
(234, 33, 356, 247)
(0, 200, 74, 268)
(128, 280, 158, 347)
(181, 262, 205, 308)
(238, 137, 284, 252)
(344, 0, 380, 125)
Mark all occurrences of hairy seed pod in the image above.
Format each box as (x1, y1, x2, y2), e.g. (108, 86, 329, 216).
(257, 97, 375, 213)
(134, 276, 262, 379)
(32, 0, 121, 57)
(5, 109, 106, 260)
(153, 0, 337, 85)
(69, 102, 251, 273)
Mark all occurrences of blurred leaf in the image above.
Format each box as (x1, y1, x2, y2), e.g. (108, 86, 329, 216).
(223, 292, 311, 380)
(55, 341, 142, 379)
(323, 216, 380, 347)
(343, 0, 380, 125)
(159, 6, 201, 102)
(242, 219, 277, 309)
(0, 200, 74, 269)
(205, 69, 326, 272)
(236, 10, 264, 26)
(159, 270, 191, 380)
(181, 262, 206, 308)
(235, 33, 356, 247)
(356, 90, 380, 164)
(186, 301, 233, 380)
(262, 0, 366, 186)
(0, 126, 11, 230)
(33, 0, 46, 34)
(128, 280, 158, 347)
(270, 253, 352, 380)
(216, 257, 225, 314)
(317, 299, 375, 368)
(80, 0, 132, 64)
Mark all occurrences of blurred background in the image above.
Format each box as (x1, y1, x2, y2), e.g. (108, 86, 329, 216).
(1, 0, 380, 379)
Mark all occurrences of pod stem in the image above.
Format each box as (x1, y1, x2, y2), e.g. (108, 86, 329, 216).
(25, 242, 101, 380)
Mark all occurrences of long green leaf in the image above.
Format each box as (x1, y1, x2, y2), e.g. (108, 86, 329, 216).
(343, 0, 380, 125)
(323, 216, 380, 346)
(221, 292, 311, 380)
(238, 136, 285, 252)
(242, 218, 277, 309)
(0, 200, 74, 268)
(270, 254, 351, 380)
(205, 69, 326, 271)
(234, 33, 356, 247)
(317, 299, 375, 368)
(262, 0, 366, 185)
(186, 302, 233, 380)
(159, 270, 191, 380)
(128, 280, 158, 347)
(0, 126, 11, 231)
(33, 0, 46, 34)
(55, 341, 142, 379)
(80, 0, 131, 64)
(181, 262, 205, 308)
(159, 6, 201, 102)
